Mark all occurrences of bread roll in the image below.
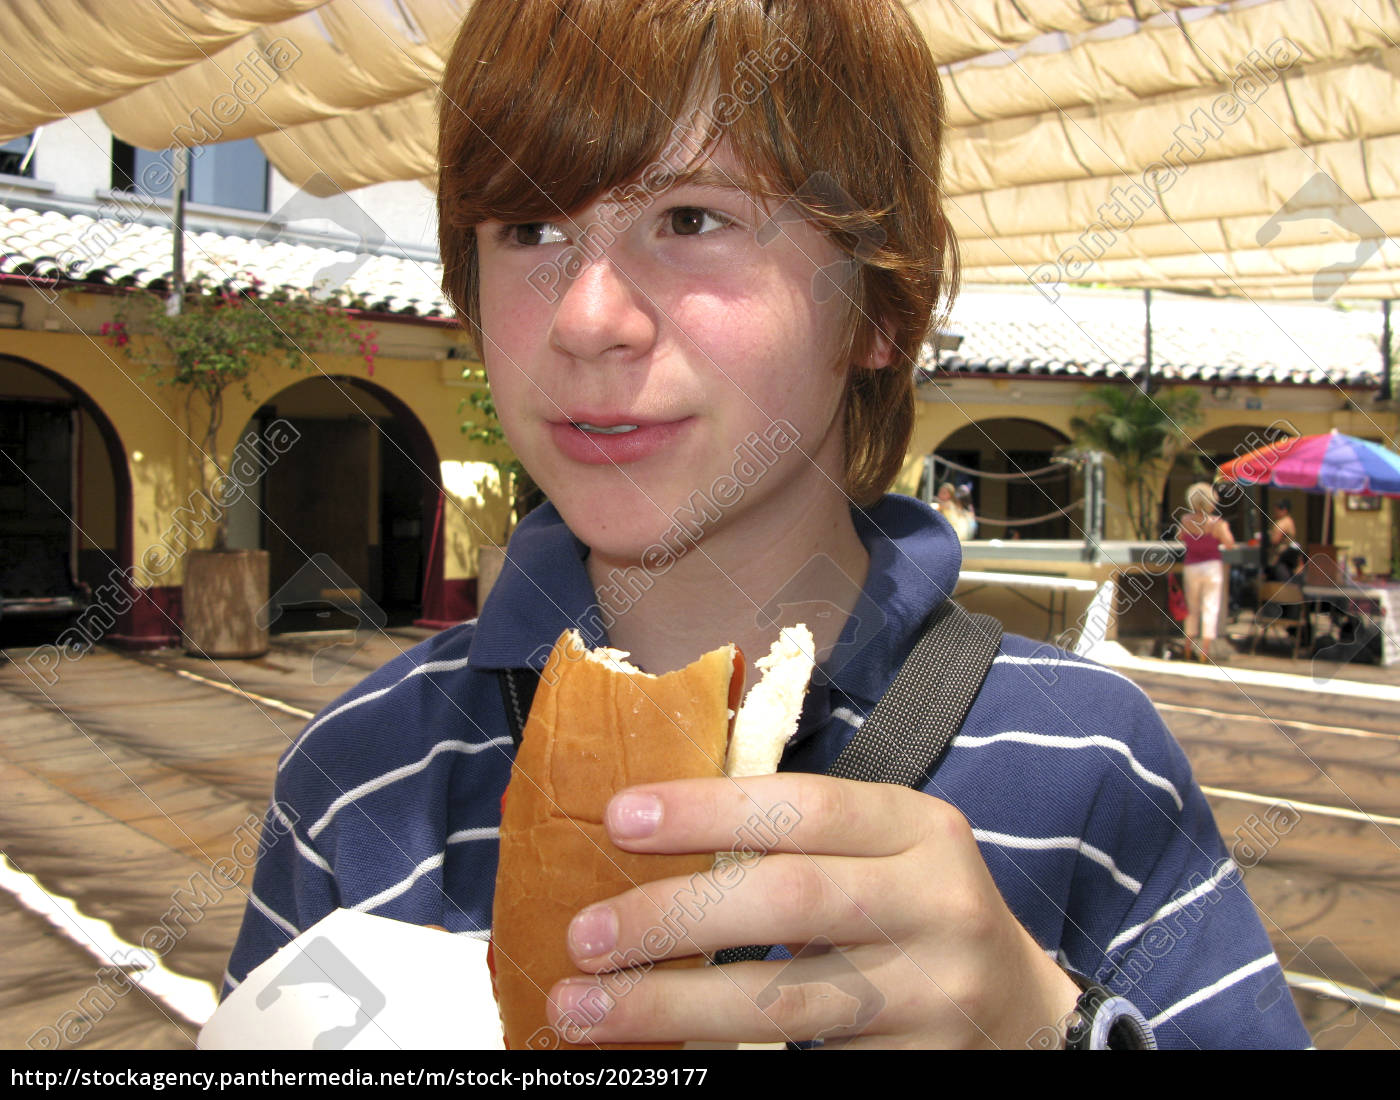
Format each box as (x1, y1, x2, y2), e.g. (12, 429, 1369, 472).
(726, 625, 816, 778)
(491, 629, 742, 1049)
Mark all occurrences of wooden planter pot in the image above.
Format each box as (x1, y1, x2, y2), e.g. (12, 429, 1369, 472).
(183, 549, 270, 658)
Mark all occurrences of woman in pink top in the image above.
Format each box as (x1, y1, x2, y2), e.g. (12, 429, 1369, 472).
(1178, 482, 1237, 662)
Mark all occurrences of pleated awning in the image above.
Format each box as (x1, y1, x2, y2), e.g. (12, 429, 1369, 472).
(1, 0, 1396, 300)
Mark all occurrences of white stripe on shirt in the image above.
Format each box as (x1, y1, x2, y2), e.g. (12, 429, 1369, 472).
(308, 737, 513, 839)
(1107, 860, 1238, 955)
(994, 654, 1143, 692)
(351, 851, 445, 915)
(272, 800, 332, 874)
(447, 826, 499, 845)
(250, 891, 300, 939)
(280, 654, 477, 771)
(346, 831, 498, 917)
(955, 730, 1183, 810)
(830, 706, 866, 730)
(972, 829, 1144, 893)
(1148, 954, 1277, 1028)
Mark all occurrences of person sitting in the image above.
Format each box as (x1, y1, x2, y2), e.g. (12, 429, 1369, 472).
(1265, 502, 1303, 581)
(1177, 482, 1236, 662)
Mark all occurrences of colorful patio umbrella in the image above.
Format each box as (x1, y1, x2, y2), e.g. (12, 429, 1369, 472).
(1217, 429, 1400, 543)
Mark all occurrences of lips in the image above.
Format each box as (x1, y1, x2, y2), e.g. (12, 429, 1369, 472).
(548, 416, 693, 465)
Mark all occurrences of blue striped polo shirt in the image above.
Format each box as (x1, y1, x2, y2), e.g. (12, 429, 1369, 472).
(224, 494, 1311, 1049)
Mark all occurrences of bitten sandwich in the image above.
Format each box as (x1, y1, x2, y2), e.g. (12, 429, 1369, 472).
(490, 625, 815, 1049)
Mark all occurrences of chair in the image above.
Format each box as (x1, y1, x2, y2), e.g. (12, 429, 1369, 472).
(1304, 545, 1342, 586)
(1251, 579, 1308, 658)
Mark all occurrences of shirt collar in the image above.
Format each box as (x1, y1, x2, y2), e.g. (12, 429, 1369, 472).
(466, 502, 601, 671)
(467, 495, 962, 689)
(821, 494, 962, 705)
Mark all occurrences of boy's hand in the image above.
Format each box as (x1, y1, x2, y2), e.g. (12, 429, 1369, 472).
(546, 775, 1081, 1049)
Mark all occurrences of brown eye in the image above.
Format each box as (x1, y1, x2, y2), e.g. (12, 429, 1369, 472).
(503, 222, 566, 246)
(670, 207, 714, 235)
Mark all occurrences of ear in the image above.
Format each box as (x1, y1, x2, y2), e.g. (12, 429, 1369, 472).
(856, 320, 896, 371)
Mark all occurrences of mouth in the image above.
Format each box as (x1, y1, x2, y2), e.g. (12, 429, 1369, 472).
(548, 415, 693, 466)
(571, 421, 639, 435)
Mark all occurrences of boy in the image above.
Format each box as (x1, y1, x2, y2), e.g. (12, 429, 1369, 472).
(226, 0, 1310, 1049)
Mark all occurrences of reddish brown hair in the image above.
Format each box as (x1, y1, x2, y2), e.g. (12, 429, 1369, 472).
(438, 0, 956, 506)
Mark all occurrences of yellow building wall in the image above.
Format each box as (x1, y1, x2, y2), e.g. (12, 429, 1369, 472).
(0, 290, 514, 590)
(910, 384, 1400, 567)
(5, 282, 1397, 594)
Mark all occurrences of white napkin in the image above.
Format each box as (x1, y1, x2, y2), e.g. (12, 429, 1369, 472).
(198, 909, 504, 1050)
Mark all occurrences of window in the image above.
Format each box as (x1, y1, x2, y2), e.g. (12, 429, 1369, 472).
(1, 134, 34, 178)
(110, 137, 269, 213)
(192, 139, 269, 212)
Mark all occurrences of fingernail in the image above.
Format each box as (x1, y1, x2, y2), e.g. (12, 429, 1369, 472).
(553, 981, 615, 1034)
(608, 791, 663, 838)
(569, 904, 617, 958)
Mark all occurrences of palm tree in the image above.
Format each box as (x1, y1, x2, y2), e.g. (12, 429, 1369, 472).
(1068, 384, 1203, 540)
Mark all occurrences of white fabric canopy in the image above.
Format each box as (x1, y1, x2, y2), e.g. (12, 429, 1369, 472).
(0, 0, 1395, 299)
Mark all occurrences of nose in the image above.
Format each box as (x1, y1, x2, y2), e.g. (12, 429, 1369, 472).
(547, 247, 657, 363)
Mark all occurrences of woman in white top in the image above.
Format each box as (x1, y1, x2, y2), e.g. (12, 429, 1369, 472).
(934, 481, 973, 541)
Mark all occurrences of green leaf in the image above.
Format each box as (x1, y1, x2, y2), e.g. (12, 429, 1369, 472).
(1067, 384, 1203, 539)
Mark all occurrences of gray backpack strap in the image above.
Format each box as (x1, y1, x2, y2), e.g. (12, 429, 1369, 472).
(714, 599, 1002, 967)
(825, 599, 1002, 786)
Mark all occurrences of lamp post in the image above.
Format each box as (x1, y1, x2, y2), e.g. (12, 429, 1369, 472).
(1082, 451, 1106, 563)
(168, 147, 188, 317)
(1382, 298, 1393, 403)
(1142, 287, 1155, 395)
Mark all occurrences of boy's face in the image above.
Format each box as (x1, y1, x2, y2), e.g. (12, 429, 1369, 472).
(475, 141, 867, 564)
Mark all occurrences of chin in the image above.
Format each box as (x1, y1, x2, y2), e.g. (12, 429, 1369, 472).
(549, 494, 708, 569)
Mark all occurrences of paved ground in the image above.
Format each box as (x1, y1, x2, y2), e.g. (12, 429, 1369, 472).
(1113, 656, 1400, 1049)
(1, 624, 1397, 1050)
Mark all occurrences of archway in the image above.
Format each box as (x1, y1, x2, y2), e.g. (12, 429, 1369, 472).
(928, 418, 1077, 540)
(1159, 423, 1311, 543)
(234, 376, 442, 631)
(0, 354, 134, 645)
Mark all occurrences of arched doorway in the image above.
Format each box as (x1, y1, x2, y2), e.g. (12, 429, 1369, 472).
(233, 376, 441, 631)
(1160, 423, 1309, 543)
(0, 355, 132, 645)
(929, 418, 1078, 540)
